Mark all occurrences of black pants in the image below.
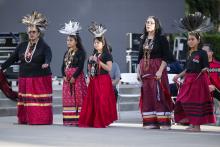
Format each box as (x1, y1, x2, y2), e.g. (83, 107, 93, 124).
(113, 87, 118, 102)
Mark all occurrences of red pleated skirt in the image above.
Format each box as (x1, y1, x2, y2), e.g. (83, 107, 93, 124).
(79, 74, 118, 128)
(174, 73, 216, 125)
(18, 75, 53, 125)
(62, 67, 87, 126)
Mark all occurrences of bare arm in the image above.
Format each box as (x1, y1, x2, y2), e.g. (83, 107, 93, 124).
(158, 61, 167, 73)
(178, 69, 186, 78)
(99, 61, 112, 72)
(173, 69, 186, 82)
(156, 61, 167, 79)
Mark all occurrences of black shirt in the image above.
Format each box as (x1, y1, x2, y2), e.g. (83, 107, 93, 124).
(138, 35, 172, 63)
(88, 52, 113, 75)
(1, 38, 52, 77)
(61, 49, 85, 78)
(99, 52, 113, 74)
(186, 50, 209, 73)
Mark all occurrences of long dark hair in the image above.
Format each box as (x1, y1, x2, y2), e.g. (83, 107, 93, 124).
(93, 36, 109, 55)
(138, 16, 163, 63)
(69, 34, 86, 58)
(142, 16, 162, 40)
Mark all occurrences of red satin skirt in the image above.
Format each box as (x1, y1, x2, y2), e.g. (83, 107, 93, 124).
(79, 74, 118, 128)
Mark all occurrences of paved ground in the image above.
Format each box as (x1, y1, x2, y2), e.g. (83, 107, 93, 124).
(0, 111, 220, 147)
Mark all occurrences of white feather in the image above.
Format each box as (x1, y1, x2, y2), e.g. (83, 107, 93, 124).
(59, 20, 82, 35)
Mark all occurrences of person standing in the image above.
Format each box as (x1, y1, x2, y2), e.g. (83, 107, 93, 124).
(59, 20, 87, 126)
(79, 22, 117, 128)
(173, 12, 216, 132)
(137, 16, 173, 129)
(202, 44, 220, 101)
(108, 45, 121, 101)
(0, 11, 53, 125)
(202, 44, 220, 124)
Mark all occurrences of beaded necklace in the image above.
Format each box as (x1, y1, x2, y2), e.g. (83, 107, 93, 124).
(64, 48, 77, 69)
(24, 39, 39, 63)
(89, 53, 101, 77)
(143, 37, 154, 71)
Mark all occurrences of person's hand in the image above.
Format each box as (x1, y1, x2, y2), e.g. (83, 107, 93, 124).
(137, 76, 142, 82)
(92, 56, 98, 63)
(209, 85, 216, 92)
(42, 64, 49, 69)
(136, 64, 142, 82)
(173, 75, 179, 82)
(89, 56, 98, 63)
(69, 77, 75, 84)
(86, 77, 90, 85)
(137, 73, 142, 82)
(63, 76, 68, 82)
(202, 68, 208, 73)
(89, 56, 94, 62)
(155, 70, 162, 80)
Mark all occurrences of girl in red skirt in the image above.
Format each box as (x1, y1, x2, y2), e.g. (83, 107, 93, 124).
(59, 20, 87, 126)
(173, 12, 216, 132)
(1, 11, 53, 125)
(79, 22, 117, 128)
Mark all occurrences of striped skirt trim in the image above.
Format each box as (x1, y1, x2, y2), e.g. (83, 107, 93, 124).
(142, 111, 171, 126)
(17, 76, 53, 125)
(63, 106, 81, 126)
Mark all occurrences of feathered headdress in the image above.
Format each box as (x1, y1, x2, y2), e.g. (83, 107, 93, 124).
(59, 20, 82, 35)
(88, 21, 107, 37)
(175, 12, 213, 33)
(21, 11, 48, 31)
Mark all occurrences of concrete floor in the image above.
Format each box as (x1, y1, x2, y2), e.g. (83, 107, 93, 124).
(0, 111, 220, 147)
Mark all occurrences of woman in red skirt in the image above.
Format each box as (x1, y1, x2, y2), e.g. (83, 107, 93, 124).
(173, 12, 216, 132)
(0, 11, 53, 125)
(59, 20, 87, 126)
(79, 22, 117, 128)
(137, 16, 173, 129)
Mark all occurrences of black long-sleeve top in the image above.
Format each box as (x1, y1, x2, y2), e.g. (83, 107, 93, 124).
(1, 38, 52, 77)
(185, 49, 209, 73)
(61, 49, 85, 78)
(138, 35, 172, 64)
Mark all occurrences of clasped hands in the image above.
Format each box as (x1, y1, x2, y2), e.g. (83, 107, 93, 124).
(64, 77, 75, 84)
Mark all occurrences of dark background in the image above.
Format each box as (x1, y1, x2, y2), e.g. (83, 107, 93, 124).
(0, 0, 184, 76)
